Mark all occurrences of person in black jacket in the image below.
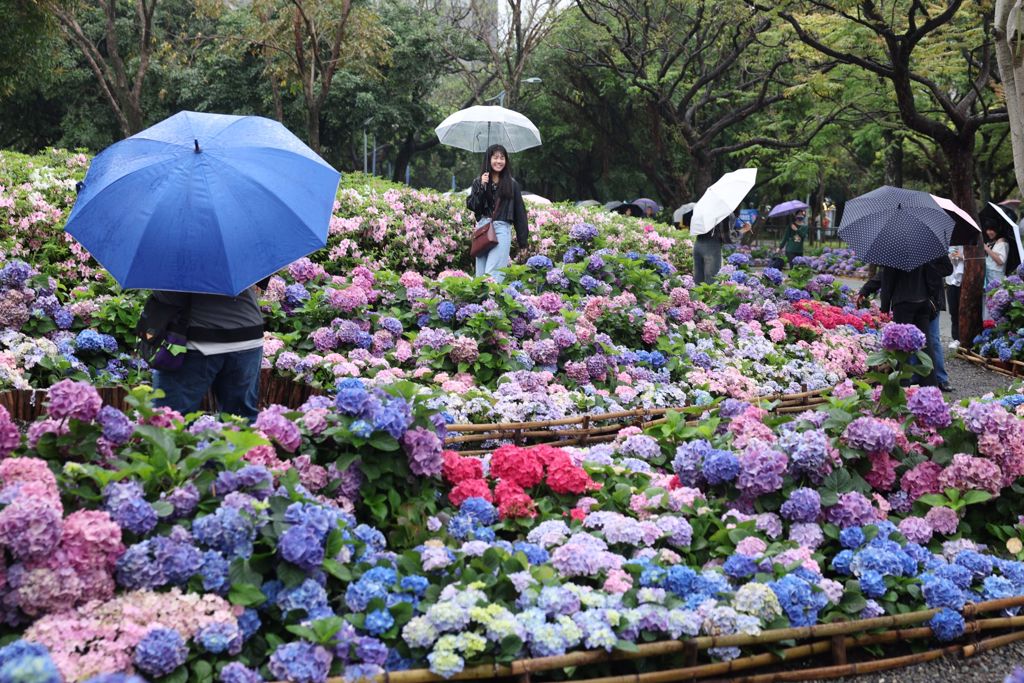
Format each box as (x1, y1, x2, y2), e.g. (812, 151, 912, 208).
(142, 287, 266, 419)
(466, 144, 529, 283)
(872, 257, 952, 388)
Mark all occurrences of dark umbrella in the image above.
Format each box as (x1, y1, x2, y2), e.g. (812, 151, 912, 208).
(838, 186, 954, 271)
(613, 202, 644, 217)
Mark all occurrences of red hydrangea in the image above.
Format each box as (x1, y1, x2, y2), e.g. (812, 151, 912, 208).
(497, 489, 537, 519)
(448, 478, 492, 506)
(546, 463, 598, 495)
(442, 451, 483, 484)
(489, 445, 544, 488)
(569, 508, 586, 522)
(530, 444, 573, 470)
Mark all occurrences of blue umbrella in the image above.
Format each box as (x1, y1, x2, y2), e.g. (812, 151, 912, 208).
(838, 186, 953, 271)
(65, 111, 341, 295)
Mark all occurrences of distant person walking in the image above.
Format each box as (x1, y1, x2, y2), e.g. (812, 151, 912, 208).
(777, 210, 808, 265)
(946, 246, 964, 350)
(467, 144, 529, 284)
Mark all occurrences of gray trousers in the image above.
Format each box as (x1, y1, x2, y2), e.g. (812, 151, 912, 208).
(693, 239, 722, 285)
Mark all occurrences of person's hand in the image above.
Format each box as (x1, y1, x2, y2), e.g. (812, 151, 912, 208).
(480, 172, 490, 185)
(856, 295, 866, 308)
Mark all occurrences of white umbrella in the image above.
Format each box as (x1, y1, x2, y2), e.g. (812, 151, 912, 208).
(689, 168, 757, 236)
(523, 192, 552, 205)
(990, 201, 1024, 264)
(435, 105, 542, 153)
(931, 195, 980, 232)
(672, 202, 696, 223)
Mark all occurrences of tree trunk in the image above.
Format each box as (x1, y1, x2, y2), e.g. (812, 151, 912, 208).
(306, 105, 321, 155)
(883, 131, 904, 187)
(392, 133, 416, 183)
(944, 140, 984, 345)
(994, 0, 1024, 197)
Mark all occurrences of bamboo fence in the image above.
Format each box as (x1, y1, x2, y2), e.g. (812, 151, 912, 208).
(298, 596, 1024, 683)
(441, 387, 830, 455)
(956, 347, 1024, 378)
(0, 369, 321, 420)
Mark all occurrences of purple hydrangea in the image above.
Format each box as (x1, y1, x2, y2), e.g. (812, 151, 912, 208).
(736, 446, 787, 495)
(880, 323, 926, 352)
(97, 405, 134, 445)
(402, 427, 443, 477)
(269, 642, 333, 683)
(842, 417, 896, 453)
(780, 488, 821, 523)
(907, 386, 952, 429)
(827, 492, 877, 529)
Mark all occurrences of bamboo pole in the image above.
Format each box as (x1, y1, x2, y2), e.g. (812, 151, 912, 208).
(720, 644, 963, 683)
(318, 597, 1024, 683)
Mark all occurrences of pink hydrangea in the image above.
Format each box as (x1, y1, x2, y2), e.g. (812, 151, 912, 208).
(938, 453, 1002, 496)
(900, 461, 943, 499)
(925, 506, 960, 535)
(0, 496, 63, 561)
(898, 516, 933, 544)
(0, 406, 19, 457)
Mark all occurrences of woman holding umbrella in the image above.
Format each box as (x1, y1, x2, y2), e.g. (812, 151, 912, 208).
(467, 144, 529, 283)
(777, 211, 808, 265)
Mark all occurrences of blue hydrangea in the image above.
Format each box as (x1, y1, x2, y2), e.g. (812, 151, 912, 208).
(512, 542, 549, 565)
(200, 549, 230, 594)
(954, 551, 994, 581)
(859, 569, 887, 599)
(238, 608, 262, 640)
(437, 301, 456, 321)
(350, 420, 373, 438)
(527, 255, 553, 269)
(664, 565, 697, 597)
(460, 497, 498, 526)
(133, 628, 188, 678)
(921, 576, 966, 610)
(336, 383, 370, 416)
(192, 505, 256, 559)
(769, 575, 827, 627)
(934, 563, 974, 589)
(279, 578, 332, 617)
(196, 621, 243, 655)
(928, 608, 965, 641)
(400, 576, 429, 595)
(279, 523, 325, 571)
(701, 449, 739, 485)
(218, 662, 264, 683)
(0, 640, 60, 683)
(839, 526, 865, 549)
(723, 554, 758, 579)
(365, 608, 396, 636)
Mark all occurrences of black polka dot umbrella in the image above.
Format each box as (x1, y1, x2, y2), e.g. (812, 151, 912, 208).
(838, 186, 954, 271)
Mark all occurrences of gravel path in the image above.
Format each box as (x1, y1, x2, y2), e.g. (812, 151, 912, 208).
(822, 639, 1024, 682)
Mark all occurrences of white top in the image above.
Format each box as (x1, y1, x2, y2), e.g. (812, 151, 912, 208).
(987, 240, 1009, 276)
(946, 247, 964, 287)
(187, 338, 264, 356)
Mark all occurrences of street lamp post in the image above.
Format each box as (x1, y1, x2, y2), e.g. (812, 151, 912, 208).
(485, 77, 542, 108)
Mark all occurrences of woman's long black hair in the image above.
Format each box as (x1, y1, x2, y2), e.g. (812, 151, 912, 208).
(482, 144, 516, 202)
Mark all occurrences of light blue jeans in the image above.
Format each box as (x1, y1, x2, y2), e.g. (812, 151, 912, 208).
(927, 314, 947, 385)
(475, 220, 512, 283)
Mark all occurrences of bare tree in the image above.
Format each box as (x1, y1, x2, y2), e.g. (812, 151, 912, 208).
(40, 0, 159, 136)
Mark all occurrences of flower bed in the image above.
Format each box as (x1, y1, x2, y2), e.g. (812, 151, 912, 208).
(974, 267, 1024, 362)
(1, 151, 887, 422)
(0, 332, 1018, 682)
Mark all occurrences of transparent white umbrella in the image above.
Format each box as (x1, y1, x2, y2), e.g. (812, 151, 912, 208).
(435, 105, 542, 153)
(689, 168, 758, 236)
(672, 202, 696, 223)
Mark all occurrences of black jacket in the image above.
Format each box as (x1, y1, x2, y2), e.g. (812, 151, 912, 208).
(879, 257, 952, 314)
(143, 289, 264, 343)
(467, 178, 529, 248)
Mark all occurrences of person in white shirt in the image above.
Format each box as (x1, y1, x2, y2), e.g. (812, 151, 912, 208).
(946, 245, 964, 350)
(983, 223, 1010, 319)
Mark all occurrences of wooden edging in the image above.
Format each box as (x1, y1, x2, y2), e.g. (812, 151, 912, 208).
(957, 348, 1024, 378)
(302, 597, 1024, 683)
